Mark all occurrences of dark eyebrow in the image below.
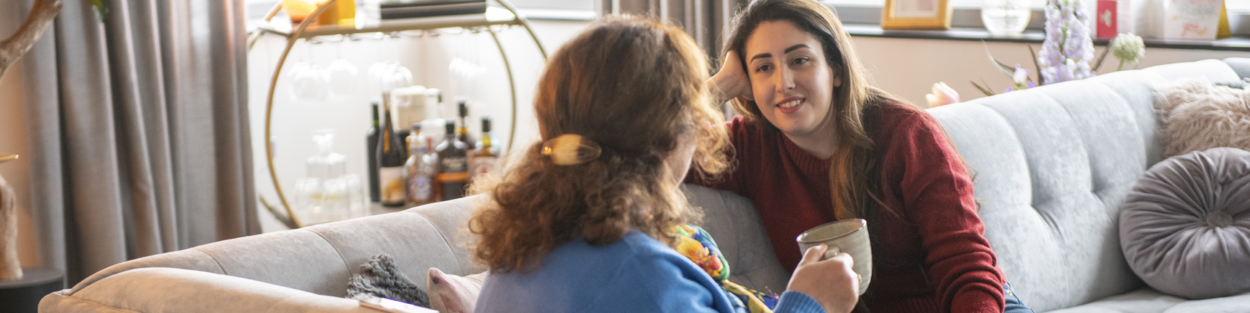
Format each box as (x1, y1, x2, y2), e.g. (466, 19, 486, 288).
(749, 44, 811, 62)
(784, 44, 810, 54)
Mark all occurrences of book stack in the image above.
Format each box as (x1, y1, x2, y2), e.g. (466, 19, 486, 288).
(380, 0, 487, 20)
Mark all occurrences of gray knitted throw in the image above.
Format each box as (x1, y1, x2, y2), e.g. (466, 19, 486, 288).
(347, 253, 430, 307)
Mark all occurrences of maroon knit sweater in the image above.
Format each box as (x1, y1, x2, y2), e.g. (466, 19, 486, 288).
(688, 102, 1005, 313)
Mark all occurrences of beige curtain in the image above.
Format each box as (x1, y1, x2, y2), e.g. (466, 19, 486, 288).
(599, 0, 749, 61)
(14, 0, 257, 286)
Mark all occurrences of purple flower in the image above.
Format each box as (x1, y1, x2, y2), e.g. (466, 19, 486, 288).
(1037, 0, 1094, 85)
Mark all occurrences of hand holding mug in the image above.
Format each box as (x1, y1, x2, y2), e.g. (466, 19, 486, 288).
(787, 244, 859, 313)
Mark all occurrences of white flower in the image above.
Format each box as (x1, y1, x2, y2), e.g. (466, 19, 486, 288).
(1013, 67, 1029, 84)
(1111, 33, 1145, 63)
(926, 82, 960, 107)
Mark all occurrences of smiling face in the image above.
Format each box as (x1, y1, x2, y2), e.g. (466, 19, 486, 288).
(744, 20, 841, 140)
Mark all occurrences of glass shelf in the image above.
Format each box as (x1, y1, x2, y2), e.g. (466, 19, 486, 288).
(256, 6, 523, 38)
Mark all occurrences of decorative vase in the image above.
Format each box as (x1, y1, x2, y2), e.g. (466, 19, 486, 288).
(0, 174, 21, 280)
(982, 0, 1033, 36)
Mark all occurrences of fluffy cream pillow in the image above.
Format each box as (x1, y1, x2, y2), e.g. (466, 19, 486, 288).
(426, 268, 487, 313)
(1154, 78, 1250, 158)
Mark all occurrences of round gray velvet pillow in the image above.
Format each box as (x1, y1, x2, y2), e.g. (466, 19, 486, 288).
(1120, 147, 1250, 299)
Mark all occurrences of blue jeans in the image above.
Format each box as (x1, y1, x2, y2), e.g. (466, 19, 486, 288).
(1004, 282, 1035, 313)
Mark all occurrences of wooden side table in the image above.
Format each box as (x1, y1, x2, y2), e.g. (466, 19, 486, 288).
(0, 268, 64, 313)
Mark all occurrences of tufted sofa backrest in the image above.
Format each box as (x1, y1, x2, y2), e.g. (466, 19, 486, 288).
(926, 59, 1243, 311)
(70, 196, 489, 297)
(67, 186, 784, 299)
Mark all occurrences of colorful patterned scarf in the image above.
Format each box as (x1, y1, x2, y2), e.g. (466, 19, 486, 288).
(673, 224, 779, 313)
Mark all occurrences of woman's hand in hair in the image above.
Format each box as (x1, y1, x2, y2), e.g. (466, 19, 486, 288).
(709, 50, 753, 104)
(787, 244, 859, 313)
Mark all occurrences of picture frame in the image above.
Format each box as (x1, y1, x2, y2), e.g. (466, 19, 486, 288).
(881, 0, 952, 30)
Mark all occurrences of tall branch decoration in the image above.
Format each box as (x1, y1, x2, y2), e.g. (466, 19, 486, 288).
(0, 0, 62, 79)
(0, 0, 107, 280)
(1, 0, 107, 78)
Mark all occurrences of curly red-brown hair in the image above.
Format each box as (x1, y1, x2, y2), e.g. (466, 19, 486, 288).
(468, 15, 730, 274)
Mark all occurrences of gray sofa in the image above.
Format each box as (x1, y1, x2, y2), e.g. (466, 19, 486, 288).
(40, 59, 1250, 313)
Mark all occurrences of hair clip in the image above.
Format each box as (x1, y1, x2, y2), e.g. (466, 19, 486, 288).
(541, 134, 602, 165)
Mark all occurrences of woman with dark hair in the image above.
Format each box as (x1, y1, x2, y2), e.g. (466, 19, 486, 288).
(472, 16, 859, 313)
(691, 0, 1033, 312)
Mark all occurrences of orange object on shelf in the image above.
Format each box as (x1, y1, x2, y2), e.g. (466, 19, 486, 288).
(284, 0, 355, 27)
(318, 0, 357, 28)
(282, 0, 317, 23)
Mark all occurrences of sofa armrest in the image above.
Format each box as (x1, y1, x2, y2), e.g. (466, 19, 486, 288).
(1223, 58, 1250, 79)
(42, 268, 382, 313)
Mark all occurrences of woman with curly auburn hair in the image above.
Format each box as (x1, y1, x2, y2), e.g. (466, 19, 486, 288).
(471, 15, 858, 313)
(688, 0, 1034, 313)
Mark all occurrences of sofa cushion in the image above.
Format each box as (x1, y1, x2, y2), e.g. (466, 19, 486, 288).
(1120, 147, 1250, 299)
(426, 268, 485, 313)
(1153, 78, 1250, 158)
(1044, 287, 1184, 313)
(347, 254, 429, 306)
(1223, 58, 1250, 79)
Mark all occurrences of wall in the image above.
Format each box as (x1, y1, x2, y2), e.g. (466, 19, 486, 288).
(852, 37, 1250, 107)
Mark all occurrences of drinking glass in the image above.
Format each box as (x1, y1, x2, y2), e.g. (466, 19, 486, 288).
(982, 0, 1032, 36)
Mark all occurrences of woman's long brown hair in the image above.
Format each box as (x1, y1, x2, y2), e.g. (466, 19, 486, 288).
(720, 0, 907, 221)
(468, 16, 731, 274)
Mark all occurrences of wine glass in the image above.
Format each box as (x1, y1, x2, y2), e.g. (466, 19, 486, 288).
(326, 40, 360, 100)
(288, 43, 330, 106)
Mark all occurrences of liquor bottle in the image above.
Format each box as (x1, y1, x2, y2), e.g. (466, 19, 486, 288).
(470, 116, 499, 179)
(421, 136, 440, 201)
(436, 120, 470, 201)
(366, 101, 380, 202)
(457, 100, 476, 150)
(405, 124, 435, 206)
(377, 101, 408, 207)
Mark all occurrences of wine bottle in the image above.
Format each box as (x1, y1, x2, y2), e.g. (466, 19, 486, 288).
(457, 100, 476, 150)
(436, 120, 470, 201)
(470, 116, 499, 179)
(366, 101, 380, 202)
(378, 101, 408, 207)
(405, 124, 435, 206)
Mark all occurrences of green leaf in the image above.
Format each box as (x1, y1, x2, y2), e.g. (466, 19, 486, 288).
(1093, 46, 1111, 73)
(971, 80, 995, 97)
(981, 41, 1015, 77)
(1028, 45, 1042, 85)
(83, 0, 109, 23)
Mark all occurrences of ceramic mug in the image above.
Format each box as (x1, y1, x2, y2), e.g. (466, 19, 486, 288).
(796, 218, 872, 295)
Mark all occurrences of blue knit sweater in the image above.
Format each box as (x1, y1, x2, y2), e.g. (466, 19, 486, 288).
(475, 230, 824, 313)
